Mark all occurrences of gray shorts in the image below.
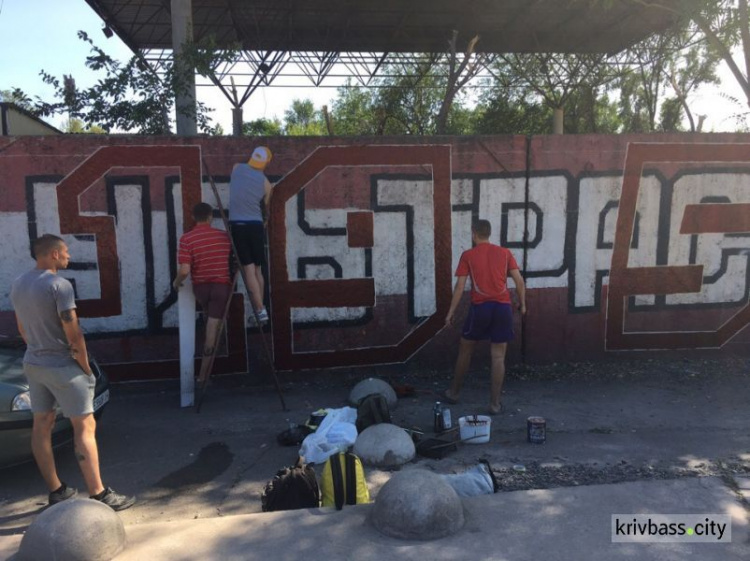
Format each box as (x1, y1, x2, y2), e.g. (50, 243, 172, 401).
(23, 363, 95, 417)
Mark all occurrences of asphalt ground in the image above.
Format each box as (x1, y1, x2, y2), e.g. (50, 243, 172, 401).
(1, 356, 749, 543)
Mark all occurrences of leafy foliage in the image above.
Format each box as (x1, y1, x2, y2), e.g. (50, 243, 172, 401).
(243, 117, 283, 136)
(0, 88, 35, 111)
(64, 118, 106, 134)
(30, 31, 237, 134)
(11, 0, 746, 136)
(283, 99, 327, 135)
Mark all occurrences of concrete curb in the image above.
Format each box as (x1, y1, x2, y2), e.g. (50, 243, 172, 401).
(4, 477, 745, 561)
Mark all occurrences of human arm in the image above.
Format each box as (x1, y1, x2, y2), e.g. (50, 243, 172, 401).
(60, 308, 93, 375)
(509, 268, 526, 315)
(15, 316, 27, 344)
(172, 263, 191, 291)
(263, 178, 274, 227)
(445, 275, 468, 326)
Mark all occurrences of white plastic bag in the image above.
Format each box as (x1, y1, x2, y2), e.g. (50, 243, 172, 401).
(299, 406, 358, 464)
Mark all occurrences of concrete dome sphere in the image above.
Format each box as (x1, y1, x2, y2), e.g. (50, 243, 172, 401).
(354, 423, 415, 467)
(18, 499, 126, 561)
(348, 378, 397, 409)
(371, 469, 465, 540)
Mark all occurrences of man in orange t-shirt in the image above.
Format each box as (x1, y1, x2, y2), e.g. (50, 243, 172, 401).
(444, 219, 526, 414)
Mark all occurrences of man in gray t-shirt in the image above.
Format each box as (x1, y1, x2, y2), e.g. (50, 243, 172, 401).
(228, 145, 274, 325)
(10, 234, 134, 511)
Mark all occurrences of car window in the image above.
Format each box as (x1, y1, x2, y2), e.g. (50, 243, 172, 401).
(0, 346, 24, 375)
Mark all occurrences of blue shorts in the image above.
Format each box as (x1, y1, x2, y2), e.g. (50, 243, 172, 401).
(462, 302, 514, 344)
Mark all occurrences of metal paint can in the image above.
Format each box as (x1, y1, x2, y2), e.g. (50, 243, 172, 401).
(527, 416, 546, 444)
(442, 407, 452, 430)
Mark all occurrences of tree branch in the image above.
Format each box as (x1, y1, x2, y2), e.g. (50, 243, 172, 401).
(694, 10, 750, 107)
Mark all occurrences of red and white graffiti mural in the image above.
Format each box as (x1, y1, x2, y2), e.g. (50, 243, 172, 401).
(1, 135, 749, 381)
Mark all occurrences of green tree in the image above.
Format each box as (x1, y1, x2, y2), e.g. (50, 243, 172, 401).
(331, 58, 476, 136)
(489, 53, 614, 134)
(435, 32, 490, 134)
(27, 31, 236, 134)
(0, 88, 35, 111)
(242, 117, 283, 136)
(614, 18, 720, 133)
(64, 118, 106, 134)
(330, 83, 381, 135)
(283, 99, 326, 135)
(631, 0, 745, 129)
(474, 89, 552, 135)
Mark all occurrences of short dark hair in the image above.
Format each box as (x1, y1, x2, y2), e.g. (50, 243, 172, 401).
(193, 202, 213, 222)
(32, 234, 65, 258)
(472, 219, 491, 239)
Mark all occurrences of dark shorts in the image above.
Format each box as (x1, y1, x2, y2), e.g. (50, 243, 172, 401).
(193, 283, 232, 319)
(462, 302, 514, 344)
(230, 222, 266, 267)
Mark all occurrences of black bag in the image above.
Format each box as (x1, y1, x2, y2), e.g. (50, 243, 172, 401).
(261, 458, 320, 512)
(356, 393, 391, 432)
(276, 424, 314, 446)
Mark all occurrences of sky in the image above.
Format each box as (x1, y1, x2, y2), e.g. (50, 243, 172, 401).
(0, 0, 336, 132)
(0, 0, 745, 133)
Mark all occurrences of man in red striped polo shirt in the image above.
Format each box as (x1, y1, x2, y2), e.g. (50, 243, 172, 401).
(173, 203, 233, 383)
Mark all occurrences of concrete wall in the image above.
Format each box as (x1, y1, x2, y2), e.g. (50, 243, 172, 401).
(1, 134, 749, 381)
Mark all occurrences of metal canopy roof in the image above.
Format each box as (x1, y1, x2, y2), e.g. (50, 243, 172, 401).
(84, 0, 690, 55)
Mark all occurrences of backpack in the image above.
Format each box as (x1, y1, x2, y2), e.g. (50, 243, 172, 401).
(320, 452, 370, 510)
(276, 424, 314, 446)
(356, 393, 391, 432)
(261, 458, 320, 512)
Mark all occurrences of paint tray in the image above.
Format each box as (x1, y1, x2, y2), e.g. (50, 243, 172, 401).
(416, 437, 458, 459)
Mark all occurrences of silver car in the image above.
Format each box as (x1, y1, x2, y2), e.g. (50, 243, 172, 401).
(0, 338, 110, 469)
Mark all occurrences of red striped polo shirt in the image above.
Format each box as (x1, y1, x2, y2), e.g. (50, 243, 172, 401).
(178, 223, 232, 285)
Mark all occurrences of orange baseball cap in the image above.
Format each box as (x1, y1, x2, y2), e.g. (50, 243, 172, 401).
(248, 146, 272, 169)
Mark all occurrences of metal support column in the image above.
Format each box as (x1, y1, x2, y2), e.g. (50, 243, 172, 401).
(171, 0, 197, 135)
(232, 107, 243, 136)
(553, 108, 564, 134)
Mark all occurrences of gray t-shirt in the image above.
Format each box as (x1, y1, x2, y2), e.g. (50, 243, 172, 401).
(228, 164, 266, 222)
(10, 269, 78, 367)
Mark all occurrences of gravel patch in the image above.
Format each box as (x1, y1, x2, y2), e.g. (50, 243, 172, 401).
(489, 458, 750, 493)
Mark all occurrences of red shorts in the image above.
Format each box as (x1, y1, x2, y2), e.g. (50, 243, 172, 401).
(193, 283, 231, 319)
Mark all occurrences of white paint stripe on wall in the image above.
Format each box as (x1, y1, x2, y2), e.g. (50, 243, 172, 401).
(667, 173, 750, 305)
(376, 178, 436, 317)
(32, 182, 102, 304)
(1, 213, 34, 309)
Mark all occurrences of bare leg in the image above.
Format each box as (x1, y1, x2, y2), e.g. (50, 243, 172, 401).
(198, 316, 222, 383)
(490, 342, 508, 411)
(31, 411, 62, 492)
(254, 265, 265, 310)
(70, 414, 105, 497)
(447, 337, 476, 400)
(241, 264, 264, 312)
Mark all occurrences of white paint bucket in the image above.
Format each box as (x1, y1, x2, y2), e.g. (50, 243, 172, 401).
(458, 415, 491, 444)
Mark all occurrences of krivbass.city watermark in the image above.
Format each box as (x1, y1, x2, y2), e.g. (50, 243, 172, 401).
(611, 514, 731, 543)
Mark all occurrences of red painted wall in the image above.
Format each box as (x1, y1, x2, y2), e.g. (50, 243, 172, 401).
(1, 134, 749, 381)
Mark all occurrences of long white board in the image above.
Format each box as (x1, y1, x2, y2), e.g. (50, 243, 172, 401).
(177, 279, 196, 407)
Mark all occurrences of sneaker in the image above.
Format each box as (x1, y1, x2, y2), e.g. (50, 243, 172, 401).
(48, 483, 78, 505)
(91, 487, 136, 512)
(248, 308, 269, 326)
